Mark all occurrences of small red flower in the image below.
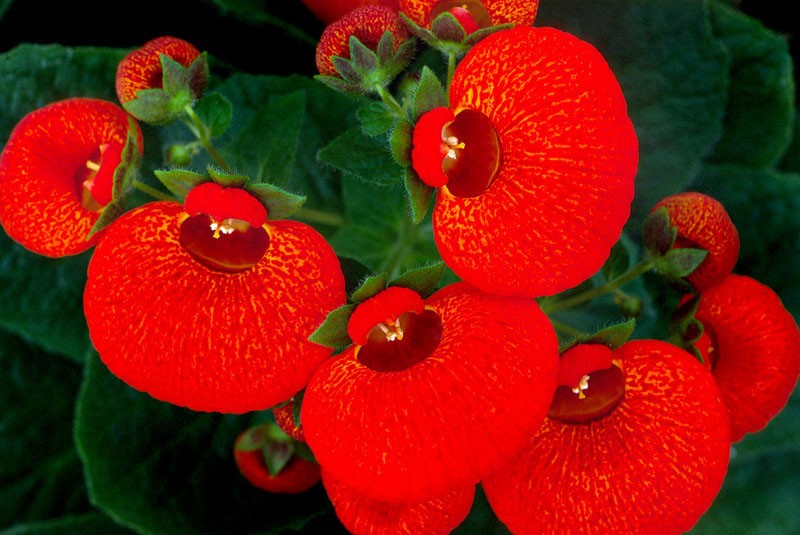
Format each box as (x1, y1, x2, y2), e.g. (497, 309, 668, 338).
(0, 98, 143, 257)
(411, 27, 638, 297)
(115, 36, 204, 106)
(301, 282, 559, 503)
(651, 192, 740, 292)
(315, 5, 410, 77)
(234, 423, 321, 494)
(322, 469, 474, 535)
(483, 340, 731, 535)
(83, 182, 346, 413)
(689, 274, 800, 442)
(399, 0, 539, 29)
(301, 0, 399, 25)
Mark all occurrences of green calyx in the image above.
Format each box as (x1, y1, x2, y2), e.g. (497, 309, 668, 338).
(642, 207, 708, 285)
(400, 11, 511, 58)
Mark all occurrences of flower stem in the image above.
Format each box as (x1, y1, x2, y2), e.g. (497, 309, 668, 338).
(542, 259, 654, 315)
(183, 104, 231, 170)
(446, 51, 457, 95)
(133, 180, 174, 202)
(293, 207, 346, 227)
(549, 319, 589, 339)
(376, 85, 407, 121)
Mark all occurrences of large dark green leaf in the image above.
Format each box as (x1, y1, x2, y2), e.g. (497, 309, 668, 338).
(0, 513, 133, 535)
(0, 330, 89, 528)
(706, 1, 795, 167)
(318, 126, 405, 187)
(536, 0, 729, 229)
(74, 352, 333, 535)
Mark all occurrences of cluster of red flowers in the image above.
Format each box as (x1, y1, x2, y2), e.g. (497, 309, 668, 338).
(0, 1, 798, 534)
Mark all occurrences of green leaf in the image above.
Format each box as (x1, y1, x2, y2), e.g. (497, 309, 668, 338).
(430, 11, 467, 43)
(642, 207, 676, 257)
(0, 512, 134, 535)
(601, 233, 637, 283)
(160, 54, 191, 97)
(536, 0, 730, 230)
(349, 36, 380, 76)
(154, 169, 208, 200)
(412, 66, 448, 122)
(339, 256, 373, 296)
(390, 119, 413, 168)
(357, 101, 396, 137)
(706, 2, 795, 167)
(351, 273, 389, 304)
(245, 182, 306, 220)
(654, 247, 708, 279)
(404, 167, 435, 224)
(318, 127, 404, 186)
(560, 318, 638, 353)
(74, 352, 332, 535)
(194, 92, 233, 138)
(309, 304, 356, 349)
(0, 331, 89, 528)
(390, 261, 445, 298)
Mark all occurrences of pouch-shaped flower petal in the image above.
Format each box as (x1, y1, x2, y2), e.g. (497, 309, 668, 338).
(691, 274, 800, 442)
(399, 0, 539, 29)
(483, 340, 731, 535)
(83, 185, 346, 413)
(413, 27, 638, 297)
(301, 282, 559, 503)
(0, 98, 142, 257)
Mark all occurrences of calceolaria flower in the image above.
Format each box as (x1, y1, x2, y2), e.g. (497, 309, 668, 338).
(0, 98, 142, 257)
(301, 283, 559, 503)
(683, 274, 800, 442)
(83, 180, 346, 413)
(649, 192, 740, 292)
(322, 469, 474, 535)
(399, 0, 539, 31)
(483, 340, 731, 535)
(411, 27, 638, 297)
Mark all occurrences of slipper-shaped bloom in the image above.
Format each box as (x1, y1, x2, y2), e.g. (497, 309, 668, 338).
(399, 0, 539, 30)
(411, 27, 638, 297)
(651, 192, 740, 292)
(301, 283, 559, 503)
(689, 274, 800, 442)
(483, 340, 731, 535)
(0, 98, 142, 257)
(322, 469, 474, 535)
(83, 182, 346, 413)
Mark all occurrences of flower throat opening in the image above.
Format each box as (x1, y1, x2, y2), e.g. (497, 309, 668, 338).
(356, 309, 443, 372)
(442, 109, 501, 198)
(78, 142, 123, 211)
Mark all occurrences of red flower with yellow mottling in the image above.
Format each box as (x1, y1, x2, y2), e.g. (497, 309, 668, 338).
(315, 5, 409, 77)
(83, 182, 346, 413)
(115, 35, 204, 106)
(301, 0, 399, 24)
(322, 470, 474, 535)
(0, 98, 142, 257)
(411, 27, 638, 297)
(651, 192, 740, 292)
(301, 283, 559, 503)
(688, 274, 800, 442)
(483, 340, 731, 535)
(399, 0, 539, 30)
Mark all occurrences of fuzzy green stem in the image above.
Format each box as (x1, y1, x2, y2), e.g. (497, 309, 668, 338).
(446, 51, 457, 95)
(293, 207, 346, 228)
(376, 85, 407, 120)
(183, 104, 231, 170)
(133, 180, 174, 202)
(542, 259, 654, 315)
(549, 319, 589, 339)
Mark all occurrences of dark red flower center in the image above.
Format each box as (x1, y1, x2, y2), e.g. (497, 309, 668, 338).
(78, 142, 123, 211)
(548, 344, 626, 424)
(430, 0, 492, 33)
(412, 107, 502, 198)
(178, 182, 270, 273)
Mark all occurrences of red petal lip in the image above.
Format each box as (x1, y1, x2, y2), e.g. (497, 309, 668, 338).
(83, 201, 346, 414)
(0, 98, 142, 257)
(347, 286, 426, 345)
(322, 469, 474, 535)
(183, 182, 268, 227)
(651, 192, 740, 292)
(692, 274, 800, 442)
(315, 5, 409, 77)
(115, 35, 202, 104)
(411, 107, 454, 188)
(302, 282, 559, 503)
(483, 340, 731, 535)
(433, 26, 638, 298)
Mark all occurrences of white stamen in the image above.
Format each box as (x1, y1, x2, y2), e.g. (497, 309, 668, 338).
(571, 374, 591, 400)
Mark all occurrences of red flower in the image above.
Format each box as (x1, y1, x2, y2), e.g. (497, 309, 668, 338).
(411, 27, 638, 297)
(0, 98, 142, 257)
(234, 424, 321, 494)
(483, 340, 731, 535)
(115, 36, 204, 106)
(83, 182, 346, 413)
(399, 0, 539, 29)
(322, 469, 474, 535)
(301, 283, 559, 503)
(315, 5, 410, 77)
(301, 0, 399, 25)
(651, 192, 740, 292)
(689, 274, 800, 442)
(272, 399, 306, 443)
